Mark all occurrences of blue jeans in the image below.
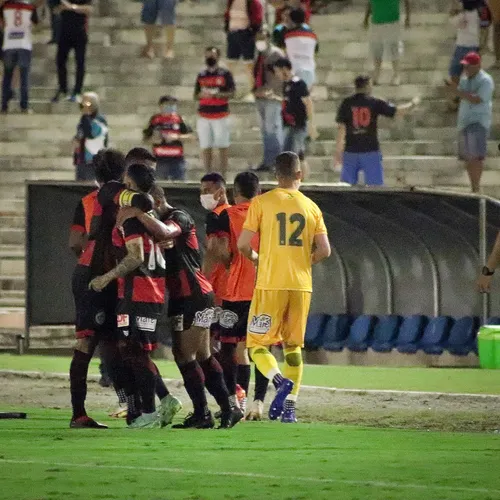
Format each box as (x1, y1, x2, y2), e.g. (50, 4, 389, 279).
(156, 158, 186, 181)
(256, 99, 283, 167)
(2, 49, 32, 111)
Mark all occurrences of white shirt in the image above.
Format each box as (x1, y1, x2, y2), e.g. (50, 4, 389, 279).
(2, 2, 35, 51)
(284, 26, 317, 73)
(452, 10, 480, 48)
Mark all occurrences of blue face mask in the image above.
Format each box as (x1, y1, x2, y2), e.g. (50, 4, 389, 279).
(163, 104, 177, 114)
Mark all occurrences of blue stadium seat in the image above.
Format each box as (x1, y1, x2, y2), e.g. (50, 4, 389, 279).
(322, 314, 351, 352)
(487, 317, 500, 325)
(304, 314, 329, 350)
(347, 315, 376, 352)
(396, 315, 428, 354)
(446, 316, 479, 356)
(371, 315, 402, 353)
(418, 316, 453, 355)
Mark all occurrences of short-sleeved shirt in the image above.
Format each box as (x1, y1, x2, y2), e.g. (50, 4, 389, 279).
(54, 0, 91, 33)
(282, 77, 309, 128)
(457, 69, 494, 131)
(2, 1, 35, 51)
(370, 0, 400, 24)
(254, 46, 284, 96)
(162, 208, 213, 300)
(336, 93, 397, 153)
(243, 188, 328, 292)
(112, 217, 165, 318)
(195, 68, 236, 119)
(284, 24, 318, 73)
(71, 190, 98, 235)
(144, 112, 190, 159)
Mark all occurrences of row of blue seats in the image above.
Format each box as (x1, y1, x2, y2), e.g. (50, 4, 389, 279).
(304, 315, 497, 356)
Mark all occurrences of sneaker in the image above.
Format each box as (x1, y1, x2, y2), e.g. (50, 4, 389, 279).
(158, 394, 182, 427)
(20, 108, 34, 115)
(172, 412, 215, 429)
(109, 406, 127, 418)
(214, 410, 222, 419)
(281, 405, 298, 424)
(246, 400, 264, 421)
(219, 407, 244, 429)
(67, 94, 82, 103)
(70, 415, 108, 429)
(235, 385, 247, 415)
(269, 378, 294, 420)
(128, 412, 160, 429)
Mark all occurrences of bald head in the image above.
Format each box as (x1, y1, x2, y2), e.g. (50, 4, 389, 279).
(275, 152, 302, 180)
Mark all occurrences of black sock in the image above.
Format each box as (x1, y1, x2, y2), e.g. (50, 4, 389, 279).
(254, 365, 270, 402)
(237, 364, 251, 395)
(199, 356, 231, 413)
(115, 386, 127, 406)
(153, 363, 169, 400)
(69, 350, 92, 419)
(178, 360, 209, 417)
(284, 399, 295, 410)
(219, 343, 238, 396)
(130, 353, 156, 414)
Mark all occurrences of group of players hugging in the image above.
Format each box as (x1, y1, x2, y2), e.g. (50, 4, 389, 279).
(67, 147, 331, 429)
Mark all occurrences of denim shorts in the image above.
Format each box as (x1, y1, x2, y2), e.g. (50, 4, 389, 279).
(197, 116, 231, 149)
(341, 151, 384, 186)
(449, 45, 479, 78)
(141, 0, 177, 25)
(458, 123, 488, 161)
(294, 68, 315, 89)
(283, 126, 307, 160)
(156, 157, 186, 181)
(226, 29, 255, 61)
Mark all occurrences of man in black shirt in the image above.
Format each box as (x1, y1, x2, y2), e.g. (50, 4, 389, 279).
(52, 0, 92, 103)
(335, 75, 419, 186)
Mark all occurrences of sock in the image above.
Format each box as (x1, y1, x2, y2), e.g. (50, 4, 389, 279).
(237, 364, 251, 395)
(283, 346, 303, 399)
(199, 356, 231, 413)
(153, 363, 170, 400)
(284, 399, 296, 411)
(130, 352, 157, 414)
(254, 365, 270, 402)
(178, 360, 209, 417)
(249, 347, 282, 389)
(69, 350, 92, 419)
(219, 343, 238, 396)
(126, 392, 141, 424)
(115, 386, 127, 406)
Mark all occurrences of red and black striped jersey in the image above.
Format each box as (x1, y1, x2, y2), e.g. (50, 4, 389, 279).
(144, 112, 191, 159)
(162, 208, 212, 299)
(194, 68, 235, 119)
(112, 217, 166, 318)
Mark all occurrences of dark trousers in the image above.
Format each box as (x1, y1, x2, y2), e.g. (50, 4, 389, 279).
(56, 32, 88, 95)
(2, 49, 31, 111)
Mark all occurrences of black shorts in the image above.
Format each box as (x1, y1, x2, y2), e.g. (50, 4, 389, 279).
(168, 293, 215, 332)
(226, 29, 255, 61)
(72, 265, 118, 341)
(117, 314, 159, 352)
(219, 300, 250, 344)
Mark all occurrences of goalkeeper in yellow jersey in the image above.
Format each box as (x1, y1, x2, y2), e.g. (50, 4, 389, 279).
(237, 152, 331, 423)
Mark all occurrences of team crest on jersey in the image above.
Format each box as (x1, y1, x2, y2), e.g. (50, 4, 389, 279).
(219, 310, 239, 329)
(136, 317, 157, 332)
(193, 308, 215, 329)
(122, 330, 129, 338)
(94, 310, 106, 326)
(117, 314, 129, 328)
(249, 314, 271, 334)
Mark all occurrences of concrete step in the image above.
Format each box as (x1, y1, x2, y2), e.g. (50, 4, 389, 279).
(0, 245, 24, 258)
(0, 256, 24, 276)
(0, 296, 25, 308)
(0, 275, 25, 292)
(0, 217, 24, 229)
(0, 308, 24, 330)
(0, 200, 25, 216)
(0, 229, 25, 246)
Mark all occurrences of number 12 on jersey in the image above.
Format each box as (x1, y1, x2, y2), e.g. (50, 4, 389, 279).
(276, 212, 305, 247)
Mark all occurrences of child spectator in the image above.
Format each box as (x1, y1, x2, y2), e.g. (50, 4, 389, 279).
(143, 95, 193, 181)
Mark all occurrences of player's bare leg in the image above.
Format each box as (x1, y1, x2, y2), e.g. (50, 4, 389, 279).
(247, 365, 269, 420)
(235, 342, 250, 415)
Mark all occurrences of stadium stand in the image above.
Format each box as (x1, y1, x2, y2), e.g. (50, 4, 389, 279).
(396, 315, 428, 354)
(371, 315, 402, 353)
(304, 313, 329, 349)
(417, 316, 453, 355)
(346, 315, 376, 352)
(446, 316, 479, 356)
(322, 314, 351, 352)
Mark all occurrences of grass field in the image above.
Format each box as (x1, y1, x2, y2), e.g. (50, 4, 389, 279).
(2, 354, 500, 394)
(0, 408, 500, 500)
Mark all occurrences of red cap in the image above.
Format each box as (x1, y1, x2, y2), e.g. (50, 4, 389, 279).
(460, 52, 481, 66)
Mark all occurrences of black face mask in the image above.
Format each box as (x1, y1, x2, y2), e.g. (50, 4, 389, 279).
(206, 57, 217, 67)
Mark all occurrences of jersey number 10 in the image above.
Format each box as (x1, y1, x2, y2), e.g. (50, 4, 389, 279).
(276, 212, 305, 247)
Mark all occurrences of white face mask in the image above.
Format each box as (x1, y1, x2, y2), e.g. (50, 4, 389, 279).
(200, 194, 218, 211)
(256, 41, 268, 52)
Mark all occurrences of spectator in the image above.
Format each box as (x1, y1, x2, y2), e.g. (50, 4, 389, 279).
(52, 0, 93, 103)
(335, 75, 419, 186)
(47, 0, 61, 44)
(271, 0, 311, 26)
(273, 57, 317, 175)
(283, 8, 318, 89)
(224, 0, 263, 101)
(194, 47, 236, 178)
(141, 0, 177, 60)
(363, 0, 410, 86)
(479, 0, 491, 52)
(272, 5, 291, 48)
(143, 95, 193, 181)
(446, 52, 494, 192)
(489, 0, 500, 66)
(73, 92, 109, 181)
(253, 29, 285, 172)
(1, 0, 43, 114)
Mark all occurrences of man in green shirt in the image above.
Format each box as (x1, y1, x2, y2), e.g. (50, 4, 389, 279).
(363, 0, 411, 86)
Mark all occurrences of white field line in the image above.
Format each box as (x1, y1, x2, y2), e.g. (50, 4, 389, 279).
(1, 369, 500, 400)
(1, 459, 499, 495)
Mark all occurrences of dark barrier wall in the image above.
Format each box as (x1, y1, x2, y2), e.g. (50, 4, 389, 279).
(27, 184, 500, 328)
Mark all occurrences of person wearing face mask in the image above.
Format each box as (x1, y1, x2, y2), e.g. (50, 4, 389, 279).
(194, 47, 236, 178)
(143, 95, 193, 181)
(253, 29, 285, 172)
(73, 92, 109, 181)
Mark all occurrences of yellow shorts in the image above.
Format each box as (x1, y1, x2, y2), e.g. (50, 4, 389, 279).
(246, 289, 312, 349)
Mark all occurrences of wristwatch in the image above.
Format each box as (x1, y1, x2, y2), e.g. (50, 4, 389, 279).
(482, 266, 495, 276)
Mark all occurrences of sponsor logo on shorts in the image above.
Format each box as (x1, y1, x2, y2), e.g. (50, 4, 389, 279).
(213, 306, 222, 324)
(117, 314, 129, 328)
(172, 315, 184, 333)
(136, 317, 157, 332)
(193, 308, 215, 329)
(249, 314, 272, 335)
(94, 310, 106, 326)
(219, 310, 238, 329)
